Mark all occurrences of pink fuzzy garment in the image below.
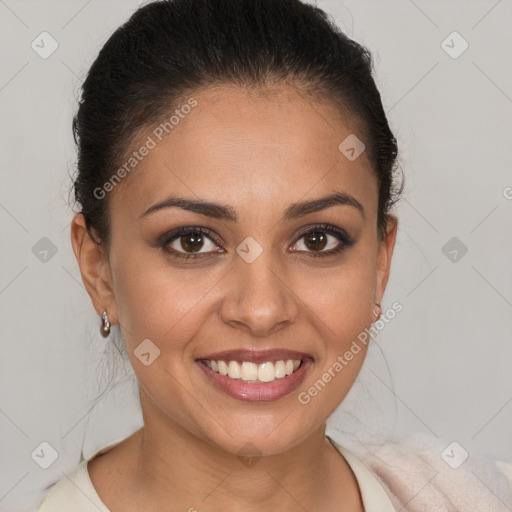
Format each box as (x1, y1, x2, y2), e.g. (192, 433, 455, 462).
(350, 434, 512, 511)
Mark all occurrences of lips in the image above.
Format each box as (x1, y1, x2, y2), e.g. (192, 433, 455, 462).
(195, 349, 314, 402)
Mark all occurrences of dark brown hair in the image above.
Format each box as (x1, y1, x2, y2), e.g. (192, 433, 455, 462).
(71, 0, 403, 250)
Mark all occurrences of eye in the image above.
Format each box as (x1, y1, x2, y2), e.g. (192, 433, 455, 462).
(157, 223, 354, 261)
(290, 224, 355, 257)
(159, 226, 224, 260)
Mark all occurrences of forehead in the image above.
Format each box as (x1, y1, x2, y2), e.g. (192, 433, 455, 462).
(110, 83, 377, 223)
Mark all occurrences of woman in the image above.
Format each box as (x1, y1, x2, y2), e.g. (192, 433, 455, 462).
(37, 0, 512, 510)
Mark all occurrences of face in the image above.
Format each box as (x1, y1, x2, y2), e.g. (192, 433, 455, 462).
(72, 83, 397, 457)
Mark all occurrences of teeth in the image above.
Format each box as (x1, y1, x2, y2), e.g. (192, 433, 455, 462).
(203, 359, 303, 383)
(228, 361, 241, 379)
(240, 362, 258, 381)
(218, 360, 228, 376)
(274, 360, 286, 378)
(258, 362, 275, 382)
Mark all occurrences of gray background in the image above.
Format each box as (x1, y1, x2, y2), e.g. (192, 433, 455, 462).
(1, 0, 511, 509)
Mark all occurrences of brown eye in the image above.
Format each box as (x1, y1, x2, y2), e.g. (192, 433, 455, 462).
(303, 231, 328, 251)
(180, 232, 205, 252)
(159, 226, 223, 259)
(168, 230, 219, 255)
(291, 224, 355, 256)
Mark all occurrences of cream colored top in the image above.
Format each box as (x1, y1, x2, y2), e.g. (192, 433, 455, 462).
(37, 436, 396, 511)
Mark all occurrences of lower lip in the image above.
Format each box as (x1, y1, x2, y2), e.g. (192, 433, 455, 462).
(196, 359, 313, 402)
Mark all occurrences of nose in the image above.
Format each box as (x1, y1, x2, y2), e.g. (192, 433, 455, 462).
(219, 252, 299, 337)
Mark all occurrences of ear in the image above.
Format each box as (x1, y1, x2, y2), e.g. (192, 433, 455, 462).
(70, 213, 118, 325)
(374, 214, 398, 307)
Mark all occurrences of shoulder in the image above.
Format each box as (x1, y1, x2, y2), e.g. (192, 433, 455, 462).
(37, 459, 110, 512)
(37, 436, 133, 511)
(353, 433, 512, 511)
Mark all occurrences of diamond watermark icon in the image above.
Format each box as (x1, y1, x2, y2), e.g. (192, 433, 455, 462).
(442, 236, 468, 263)
(237, 442, 262, 468)
(338, 134, 365, 161)
(134, 338, 161, 366)
(236, 236, 263, 264)
(441, 31, 468, 59)
(441, 441, 469, 469)
(31, 441, 59, 469)
(32, 237, 58, 263)
(31, 31, 59, 59)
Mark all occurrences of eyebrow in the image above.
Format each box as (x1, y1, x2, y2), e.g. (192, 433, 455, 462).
(138, 192, 365, 222)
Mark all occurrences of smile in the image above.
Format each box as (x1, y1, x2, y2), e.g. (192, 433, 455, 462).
(195, 349, 314, 402)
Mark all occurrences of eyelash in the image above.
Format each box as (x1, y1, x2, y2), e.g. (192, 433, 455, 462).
(157, 224, 355, 261)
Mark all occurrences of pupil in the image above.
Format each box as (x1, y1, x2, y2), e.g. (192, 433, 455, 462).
(181, 233, 203, 252)
(305, 231, 327, 251)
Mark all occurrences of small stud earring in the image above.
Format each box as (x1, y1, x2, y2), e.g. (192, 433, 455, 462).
(373, 302, 381, 320)
(100, 310, 111, 338)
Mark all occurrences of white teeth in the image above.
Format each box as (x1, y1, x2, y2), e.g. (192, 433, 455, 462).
(228, 361, 241, 379)
(204, 359, 303, 383)
(218, 360, 228, 376)
(258, 362, 275, 382)
(274, 360, 286, 379)
(240, 362, 258, 381)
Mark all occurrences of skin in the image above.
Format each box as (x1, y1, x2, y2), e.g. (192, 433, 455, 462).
(71, 83, 397, 511)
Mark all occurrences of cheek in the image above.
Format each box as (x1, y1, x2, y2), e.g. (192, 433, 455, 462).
(296, 248, 376, 402)
(302, 252, 376, 341)
(296, 269, 374, 415)
(110, 246, 227, 352)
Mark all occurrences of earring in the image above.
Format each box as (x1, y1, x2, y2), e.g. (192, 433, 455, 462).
(373, 302, 381, 320)
(100, 310, 111, 338)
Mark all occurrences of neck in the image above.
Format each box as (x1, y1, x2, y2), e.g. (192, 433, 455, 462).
(113, 393, 362, 511)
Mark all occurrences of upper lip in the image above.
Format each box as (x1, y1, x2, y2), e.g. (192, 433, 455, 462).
(196, 349, 314, 364)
